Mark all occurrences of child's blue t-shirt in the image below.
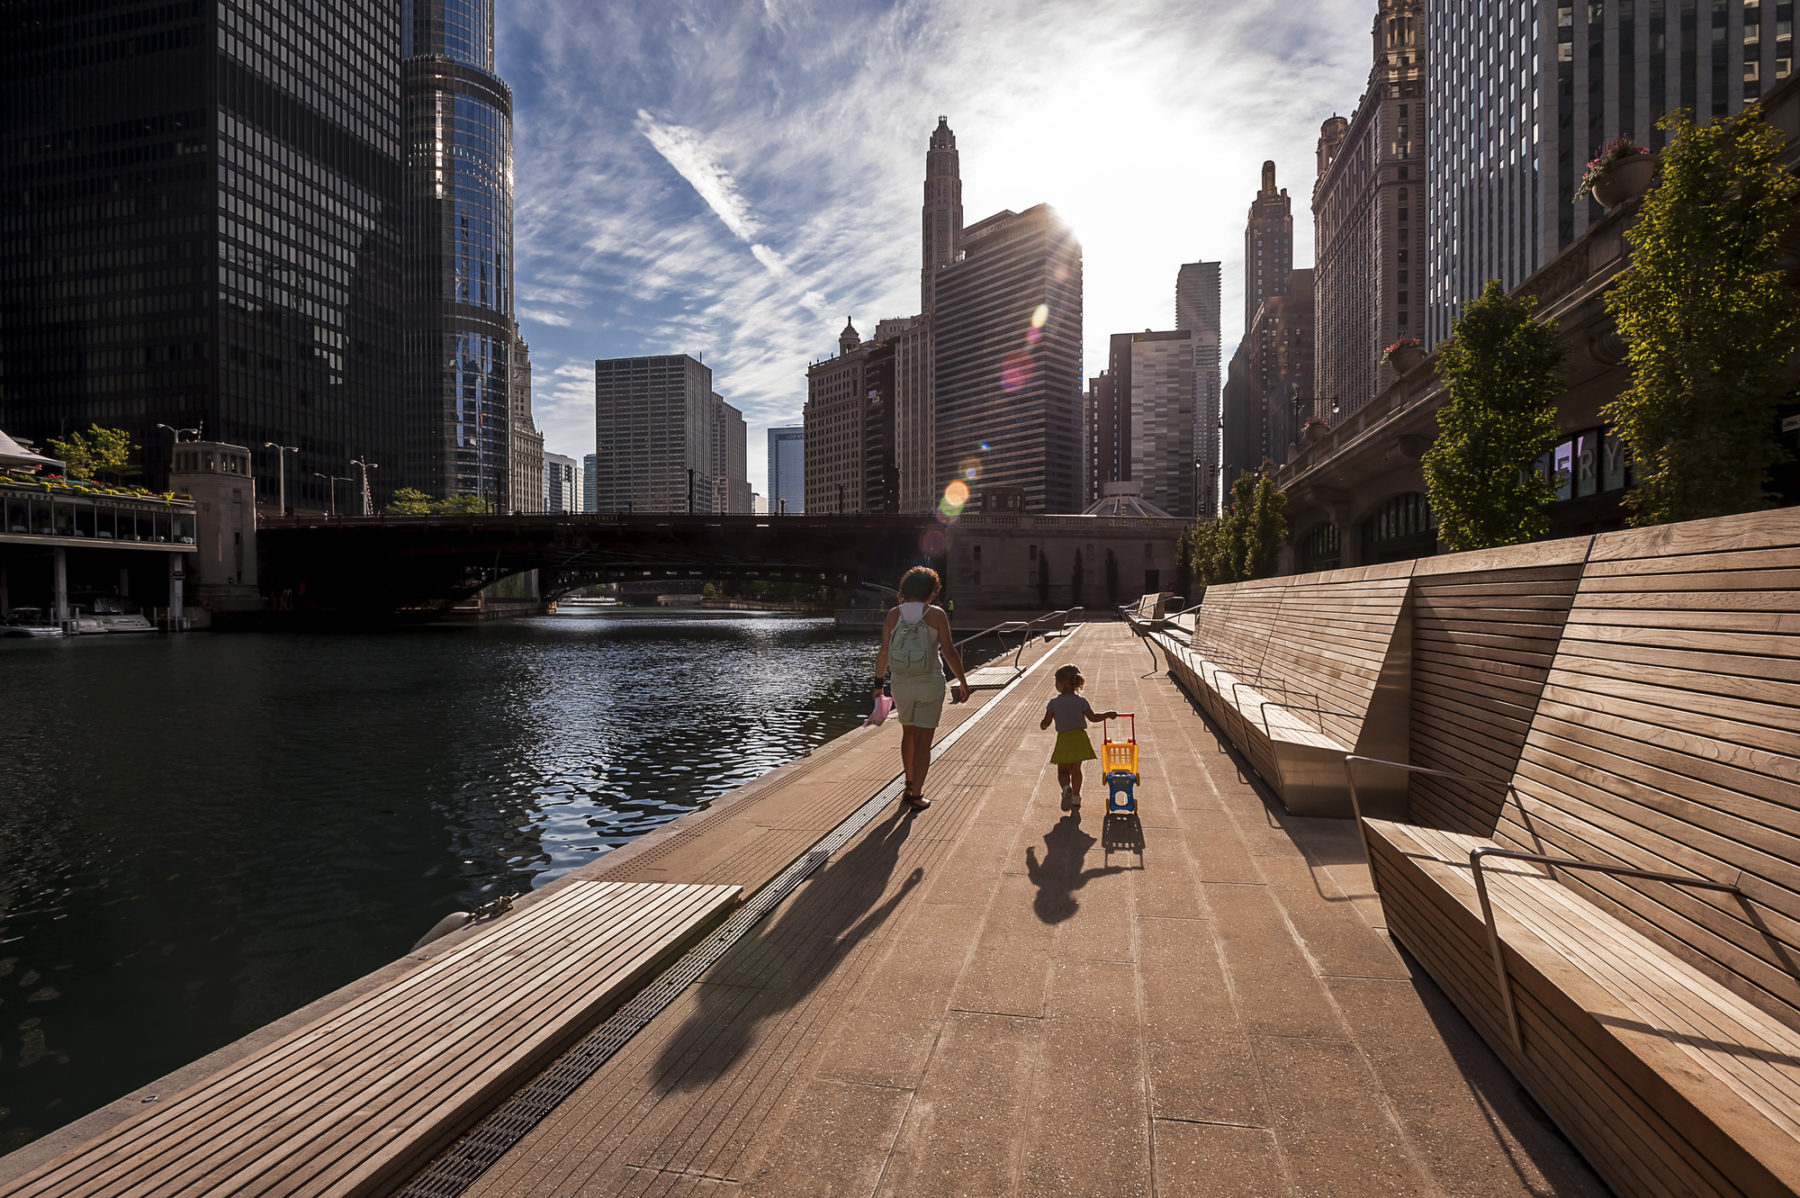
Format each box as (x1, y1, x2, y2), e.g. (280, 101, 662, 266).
(1046, 693, 1092, 733)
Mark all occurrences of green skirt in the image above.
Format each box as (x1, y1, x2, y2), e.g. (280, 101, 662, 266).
(1051, 728, 1097, 764)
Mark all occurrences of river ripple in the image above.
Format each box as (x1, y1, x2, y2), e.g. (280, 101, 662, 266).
(0, 610, 889, 1153)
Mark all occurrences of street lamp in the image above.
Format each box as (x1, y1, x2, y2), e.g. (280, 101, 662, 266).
(350, 457, 379, 517)
(264, 443, 299, 515)
(311, 472, 350, 518)
(157, 422, 203, 443)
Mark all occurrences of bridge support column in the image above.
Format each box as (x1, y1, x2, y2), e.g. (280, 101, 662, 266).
(53, 546, 69, 628)
(169, 554, 186, 630)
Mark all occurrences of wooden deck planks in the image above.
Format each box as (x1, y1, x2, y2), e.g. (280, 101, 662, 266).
(1, 881, 740, 1198)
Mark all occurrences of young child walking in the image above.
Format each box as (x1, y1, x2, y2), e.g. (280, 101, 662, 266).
(1039, 664, 1118, 814)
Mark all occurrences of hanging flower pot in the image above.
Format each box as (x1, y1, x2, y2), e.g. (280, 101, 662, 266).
(1576, 138, 1656, 210)
(1303, 418, 1331, 444)
(1383, 336, 1424, 373)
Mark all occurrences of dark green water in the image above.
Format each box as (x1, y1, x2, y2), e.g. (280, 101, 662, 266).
(0, 611, 887, 1153)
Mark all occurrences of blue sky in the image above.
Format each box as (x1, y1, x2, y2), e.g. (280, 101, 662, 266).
(495, 0, 1372, 495)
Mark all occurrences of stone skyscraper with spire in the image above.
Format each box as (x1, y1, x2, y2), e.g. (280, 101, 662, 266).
(1244, 161, 1294, 330)
(921, 117, 963, 316)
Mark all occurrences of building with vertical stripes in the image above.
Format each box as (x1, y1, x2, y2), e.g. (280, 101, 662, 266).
(1425, 0, 1790, 346)
(593, 354, 716, 514)
(1175, 261, 1222, 516)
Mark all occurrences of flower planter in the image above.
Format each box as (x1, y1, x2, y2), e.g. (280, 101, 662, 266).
(1590, 152, 1656, 210)
(1304, 422, 1331, 445)
(1386, 344, 1424, 373)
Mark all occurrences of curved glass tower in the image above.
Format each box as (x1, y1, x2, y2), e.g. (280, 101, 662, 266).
(403, 0, 514, 503)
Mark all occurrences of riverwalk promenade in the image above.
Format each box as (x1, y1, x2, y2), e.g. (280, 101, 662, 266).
(0, 621, 1608, 1197)
(444, 622, 1602, 1196)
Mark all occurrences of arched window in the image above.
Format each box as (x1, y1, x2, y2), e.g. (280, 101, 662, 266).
(1299, 523, 1342, 573)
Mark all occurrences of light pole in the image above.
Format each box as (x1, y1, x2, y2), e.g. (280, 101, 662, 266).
(350, 457, 379, 516)
(264, 443, 298, 515)
(311, 472, 350, 518)
(156, 422, 202, 443)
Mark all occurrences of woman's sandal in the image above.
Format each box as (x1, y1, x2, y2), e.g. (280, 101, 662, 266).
(903, 791, 931, 810)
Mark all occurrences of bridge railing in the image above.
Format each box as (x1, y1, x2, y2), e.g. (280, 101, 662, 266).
(951, 608, 1081, 669)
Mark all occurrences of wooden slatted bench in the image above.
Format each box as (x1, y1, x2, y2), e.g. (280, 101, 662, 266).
(1, 880, 740, 1198)
(1350, 506, 1800, 1198)
(1158, 567, 1413, 817)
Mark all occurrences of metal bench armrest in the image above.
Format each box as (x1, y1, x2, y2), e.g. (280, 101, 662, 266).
(1341, 756, 1519, 829)
(1469, 846, 1742, 1052)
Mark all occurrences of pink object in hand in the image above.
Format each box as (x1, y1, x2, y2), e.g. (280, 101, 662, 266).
(867, 695, 894, 726)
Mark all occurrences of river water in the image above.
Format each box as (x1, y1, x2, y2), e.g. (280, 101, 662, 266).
(0, 610, 895, 1154)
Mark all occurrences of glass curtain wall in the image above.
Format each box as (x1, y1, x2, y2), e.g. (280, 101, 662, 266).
(403, 0, 515, 506)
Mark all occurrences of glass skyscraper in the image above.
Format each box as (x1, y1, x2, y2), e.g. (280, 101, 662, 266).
(768, 426, 804, 514)
(0, 0, 406, 507)
(403, 0, 515, 505)
(1426, 0, 1789, 347)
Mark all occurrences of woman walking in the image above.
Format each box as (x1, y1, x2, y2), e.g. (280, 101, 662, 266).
(873, 566, 969, 810)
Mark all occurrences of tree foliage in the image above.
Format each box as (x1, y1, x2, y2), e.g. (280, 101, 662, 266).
(47, 424, 136, 481)
(1187, 468, 1289, 586)
(1604, 105, 1800, 525)
(387, 488, 488, 516)
(388, 487, 433, 515)
(1421, 279, 1564, 551)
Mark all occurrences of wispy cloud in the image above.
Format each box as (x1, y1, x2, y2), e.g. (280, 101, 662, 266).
(497, 0, 1371, 493)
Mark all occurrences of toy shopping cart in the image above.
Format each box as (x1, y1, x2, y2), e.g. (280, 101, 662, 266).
(1100, 714, 1139, 818)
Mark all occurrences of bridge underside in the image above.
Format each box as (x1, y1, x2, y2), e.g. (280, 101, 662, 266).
(258, 514, 943, 619)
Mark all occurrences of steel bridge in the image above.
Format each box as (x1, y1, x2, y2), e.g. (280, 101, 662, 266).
(258, 512, 942, 618)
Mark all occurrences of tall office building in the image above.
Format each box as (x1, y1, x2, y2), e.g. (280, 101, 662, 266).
(582, 453, 597, 514)
(507, 329, 544, 513)
(1085, 372, 1116, 506)
(1095, 331, 1198, 517)
(1425, 0, 1788, 345)
(875, 314, 935, 513)
(805, 320, 881, 514)
(1244, 162, 1295, 330)
(1175, 261, 1222, 516)
(767, 425, 804, 514)
(1221, 271, 1316, 492)
(1315, 0, 1425, 416)
(711, 394, 751, 513)
(934, 205, 1084, 514)
(544, 452, 577, 514)
(921, 117, 963, 316)
(593, 354, 716, 513)
(403, 0, 515, 505)
(0, 1, 405, 507)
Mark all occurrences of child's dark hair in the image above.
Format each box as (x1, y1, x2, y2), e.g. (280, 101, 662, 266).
(1054, 664, 1084, 691)
(898, 565, 941, 601)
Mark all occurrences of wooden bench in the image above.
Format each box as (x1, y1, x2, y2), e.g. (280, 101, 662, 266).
(1, 880, 739, 1198)
(1351, 506, 1800, 1198)
(1158, 568, 1414, 817)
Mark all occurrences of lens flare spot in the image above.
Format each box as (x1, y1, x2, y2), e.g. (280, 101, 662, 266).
(1000, 348, 1036, 394)
(964, 465, 978, 481)
(944, 479, 970, 507)
(978, 442, 991, 452)
(920, 528, 948, 556)
(1026, 326, 1043, 344)
(1030, 303, 1049, 329)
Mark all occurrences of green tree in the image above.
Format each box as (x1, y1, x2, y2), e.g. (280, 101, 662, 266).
(1421, 279, 1564, 551)
(1173, 525, 1195, 603)
(1070, 549, 1084, 607)
(1605, 105, 1800, 524)
(388, 487, 433, 515)
(1187, 468, 1290, 586)
(47, 424, 136, 481)
(431, 494, 489, 515)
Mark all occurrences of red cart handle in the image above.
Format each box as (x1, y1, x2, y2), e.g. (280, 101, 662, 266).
(1103, 713, 1137, 741)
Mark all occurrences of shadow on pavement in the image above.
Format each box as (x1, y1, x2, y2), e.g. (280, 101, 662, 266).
(652, 804, 922, 1091)
(1025, 814, 1125, 924)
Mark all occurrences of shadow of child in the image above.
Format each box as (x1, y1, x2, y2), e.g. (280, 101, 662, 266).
(1025, 815, 1125, 925)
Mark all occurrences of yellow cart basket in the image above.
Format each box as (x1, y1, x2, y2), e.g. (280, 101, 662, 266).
(1101, 714, 1138, 775)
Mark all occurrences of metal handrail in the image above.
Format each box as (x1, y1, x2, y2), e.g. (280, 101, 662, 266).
(1341, 756, 1522, 833)
(1470, 847, 1742, 1052)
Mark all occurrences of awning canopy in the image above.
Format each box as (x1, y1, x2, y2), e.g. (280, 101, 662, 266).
(0, 428, 63, 470)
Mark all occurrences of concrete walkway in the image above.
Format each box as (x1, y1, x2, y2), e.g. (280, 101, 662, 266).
(453, 623, 1606, 1197)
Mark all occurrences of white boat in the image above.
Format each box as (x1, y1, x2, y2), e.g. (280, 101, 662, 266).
(2, 607, 63, 638)
(87, 596, 155, 633)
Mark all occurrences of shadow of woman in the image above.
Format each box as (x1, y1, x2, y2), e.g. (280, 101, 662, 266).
(1025, 815, 1125, 924)
(652, 806, 922, 1092)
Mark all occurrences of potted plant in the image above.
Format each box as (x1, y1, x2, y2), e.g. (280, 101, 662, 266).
(1576, 136, 1656, 209)
(1303, 416, 1332, 444)
(1383, 335, 1424, 373)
